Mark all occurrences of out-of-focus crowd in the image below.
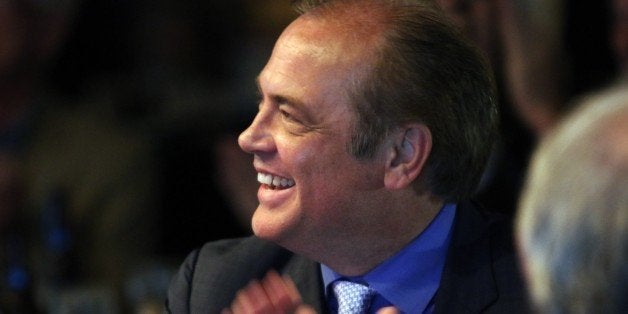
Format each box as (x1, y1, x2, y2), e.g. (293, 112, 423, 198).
(0, 0, 626, 313)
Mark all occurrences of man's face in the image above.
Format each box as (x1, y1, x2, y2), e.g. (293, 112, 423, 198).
(238, 17, 388, 253)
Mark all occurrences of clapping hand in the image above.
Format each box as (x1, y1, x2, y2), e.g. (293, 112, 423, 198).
(222, 270, 399, 314)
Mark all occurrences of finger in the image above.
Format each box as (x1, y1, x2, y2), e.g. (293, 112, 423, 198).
(280, 274, 303, 305)
(295, 304, 318, 314)
(231, 280, 273, 314)
(377, 306, 400, 314)
(261, 270, 302, 313)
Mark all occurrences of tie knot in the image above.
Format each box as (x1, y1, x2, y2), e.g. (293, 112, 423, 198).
(332, 280, 375, 314)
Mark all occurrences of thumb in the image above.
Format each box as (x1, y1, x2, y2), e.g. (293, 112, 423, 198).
(295, 304, 317, 314)
(377, 306, 400, 314)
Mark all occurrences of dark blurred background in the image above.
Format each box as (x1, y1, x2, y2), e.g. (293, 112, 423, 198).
(0, 0, 625, 313)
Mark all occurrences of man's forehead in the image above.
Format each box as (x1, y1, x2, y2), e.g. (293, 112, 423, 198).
(257, 38, 347, 100)
(278, 17, 363, 64)
(261, 19, 369, 86)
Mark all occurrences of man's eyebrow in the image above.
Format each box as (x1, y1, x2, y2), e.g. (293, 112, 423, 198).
(255, 76, 308, 111)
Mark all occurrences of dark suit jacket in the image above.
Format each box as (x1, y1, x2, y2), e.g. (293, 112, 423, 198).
(166, 202, 530, 313)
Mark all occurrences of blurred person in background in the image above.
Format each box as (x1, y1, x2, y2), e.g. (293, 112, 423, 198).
(516, 85, 628, 313)
(438, 0, 618, 135)
(437, 0, 619, 215)
(0, 0, 160, 312)
(613, 0, 628, 79)
(436, 0, 564, 216)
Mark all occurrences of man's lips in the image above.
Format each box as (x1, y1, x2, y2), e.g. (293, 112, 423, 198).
(256, 171, 296, 207)
(257, 172, 295, 190)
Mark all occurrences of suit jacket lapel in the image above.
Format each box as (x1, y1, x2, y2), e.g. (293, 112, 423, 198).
(284, 202, 502, 314)
(284, 255, 329, 314)
(242, 202, 505, 314)
(434, 202, 499, 313)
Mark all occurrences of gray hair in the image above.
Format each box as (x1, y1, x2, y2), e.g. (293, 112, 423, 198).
(517, 85, 628, 313)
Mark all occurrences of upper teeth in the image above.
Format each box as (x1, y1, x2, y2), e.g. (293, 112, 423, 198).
(258, 173, 295, 188)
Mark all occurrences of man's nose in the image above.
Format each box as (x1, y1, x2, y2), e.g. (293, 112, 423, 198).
(238, 111, 275, 154)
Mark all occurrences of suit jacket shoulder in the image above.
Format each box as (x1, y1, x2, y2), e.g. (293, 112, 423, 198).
(165, 237, 327, 313)
(166, 202, 529, 313)
(435, 201, 530, 313)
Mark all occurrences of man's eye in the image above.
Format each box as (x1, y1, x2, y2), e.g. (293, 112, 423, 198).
(280, 109, 300, 123)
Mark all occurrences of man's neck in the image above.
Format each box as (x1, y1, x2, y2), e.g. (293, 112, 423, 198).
(318, 193, 445, 276)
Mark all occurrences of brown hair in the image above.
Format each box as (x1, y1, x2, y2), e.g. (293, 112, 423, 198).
(293, 0, 498, 202)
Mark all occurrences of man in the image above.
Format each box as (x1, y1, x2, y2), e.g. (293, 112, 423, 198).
(516, 85, 628, 313)
(166, 0, 528, 313)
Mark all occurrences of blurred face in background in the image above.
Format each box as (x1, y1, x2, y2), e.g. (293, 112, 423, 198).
(435, 0, 498, 63)
(0, 0, 76, 81)
(0, 1, 26, 77)
(613, 0, 628, 75)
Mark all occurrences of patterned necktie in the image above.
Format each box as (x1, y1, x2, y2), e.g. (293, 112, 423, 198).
(332, 280, 376, 314)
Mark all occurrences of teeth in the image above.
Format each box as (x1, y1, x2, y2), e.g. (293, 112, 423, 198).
(257, 173, 274, 185)
(257, 172, 295, 189)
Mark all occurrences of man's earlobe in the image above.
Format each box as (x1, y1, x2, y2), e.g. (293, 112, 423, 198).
(384, 124, 432, 190)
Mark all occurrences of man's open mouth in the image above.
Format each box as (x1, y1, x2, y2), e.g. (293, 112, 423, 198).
(257, 172, 295, 190)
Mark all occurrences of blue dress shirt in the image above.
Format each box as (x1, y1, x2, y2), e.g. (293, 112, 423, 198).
(321, 203, 456, 314)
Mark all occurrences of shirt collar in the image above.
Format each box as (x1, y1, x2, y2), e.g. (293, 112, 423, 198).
(321, 203, 457, 313)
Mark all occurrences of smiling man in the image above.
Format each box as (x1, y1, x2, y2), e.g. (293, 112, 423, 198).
(166, 1, 529, 313)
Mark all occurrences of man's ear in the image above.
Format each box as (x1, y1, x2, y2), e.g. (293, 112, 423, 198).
(384, 124, 432, 190)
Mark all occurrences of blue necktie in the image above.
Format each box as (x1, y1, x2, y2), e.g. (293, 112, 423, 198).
(332, 280, 375, 314)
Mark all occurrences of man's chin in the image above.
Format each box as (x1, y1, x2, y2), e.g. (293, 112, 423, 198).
(251, 214, 286, 242)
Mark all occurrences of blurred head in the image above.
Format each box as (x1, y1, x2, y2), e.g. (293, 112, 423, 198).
(0, 0, 78, 81)
(517, 85, 628, 313)
(613, 0, 628, 75)
(434, 0, 498, 62)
